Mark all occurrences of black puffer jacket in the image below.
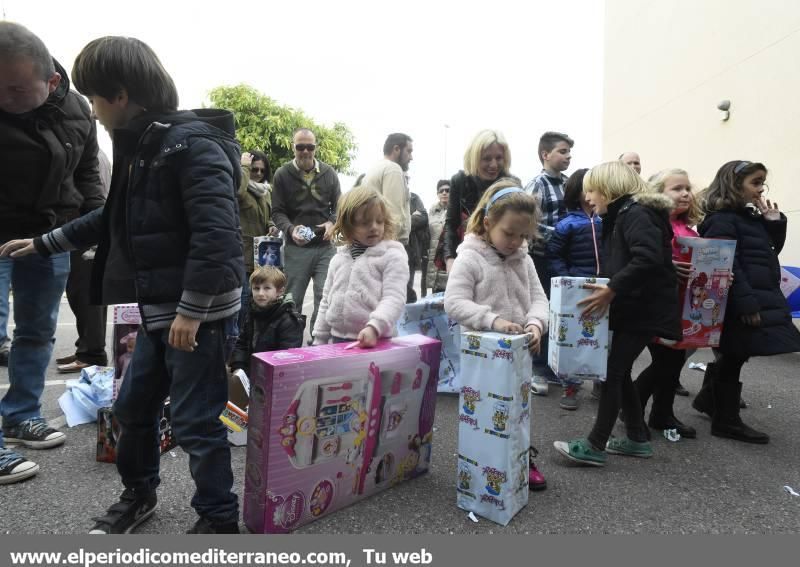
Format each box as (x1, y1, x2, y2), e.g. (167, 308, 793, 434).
(602, 193, 681, 340)
(35, 110, 244, 329)
(443, 171, 501, 260)
(0, 59, 104, 241)
(229, 294, 305, 372)
(699, 208, 800, 356)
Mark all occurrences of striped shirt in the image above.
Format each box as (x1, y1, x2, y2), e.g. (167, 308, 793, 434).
(524, 170, 569, 255)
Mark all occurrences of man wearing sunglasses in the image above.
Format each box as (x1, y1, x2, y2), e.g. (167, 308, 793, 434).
(271, 128, 341, 340)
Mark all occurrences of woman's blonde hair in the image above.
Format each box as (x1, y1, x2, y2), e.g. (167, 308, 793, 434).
(465, 178, 539, 239)
(463, 130, 511, 178)
(583, 161, 649, 203)
(648, 168, 702, 226)
(332, 186, 397, 244)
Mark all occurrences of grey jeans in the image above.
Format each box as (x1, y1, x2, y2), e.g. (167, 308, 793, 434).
(283, 243, 335, 336)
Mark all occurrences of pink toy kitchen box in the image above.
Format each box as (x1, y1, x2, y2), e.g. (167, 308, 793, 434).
(243, 335, 441, 533)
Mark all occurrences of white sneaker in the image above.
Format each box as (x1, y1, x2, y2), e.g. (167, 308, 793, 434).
(531, 375, 549, 396)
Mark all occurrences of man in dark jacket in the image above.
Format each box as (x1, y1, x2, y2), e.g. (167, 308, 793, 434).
(2, 36, 244, 533)
(406, 192, 430, 301)
(271, 128, 341, 340)
(0, 22, 104, 485)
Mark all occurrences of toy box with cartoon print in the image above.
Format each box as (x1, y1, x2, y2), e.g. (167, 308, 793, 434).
(112, 304, 141, 401)
(243, 335, 441, 534)
(397, 292, 461, 393)
(659, 237, 736, 349)
(548, 276, 611, 382)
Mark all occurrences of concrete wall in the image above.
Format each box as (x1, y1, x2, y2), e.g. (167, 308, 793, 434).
(603, 0, 800, 265)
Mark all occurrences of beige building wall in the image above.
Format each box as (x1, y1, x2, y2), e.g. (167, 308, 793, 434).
(602, 0, 800, 265)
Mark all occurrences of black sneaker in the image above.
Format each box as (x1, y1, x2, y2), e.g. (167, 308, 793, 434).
(0, 448, 39, 485)
(89, 488, 157, 534)
(187, 516, 240, 534)
(3, 418, 66, 449)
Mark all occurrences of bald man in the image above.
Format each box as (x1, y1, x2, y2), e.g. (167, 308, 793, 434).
(618, 152, 642, 175)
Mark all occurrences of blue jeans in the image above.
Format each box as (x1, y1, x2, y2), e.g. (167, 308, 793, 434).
(0, 260, 11, 345)
(0, 253, 70, 447)
(113, 316, 238, 524)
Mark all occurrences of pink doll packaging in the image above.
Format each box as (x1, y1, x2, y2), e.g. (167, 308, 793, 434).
(243, 335, 441, 533)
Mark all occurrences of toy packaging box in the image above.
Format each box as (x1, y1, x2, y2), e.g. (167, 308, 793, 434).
(254, 235, 284, 268)
(456, 332, 531, 526)
(112, 304, 141, 401)
(658, 237, 736, 349)
(243, 335, 441, 534)
(221, 370, 250, 446)
(548, 277, 611, 383)
(96, 403, 176, 463)
(396, 292, 461, 393)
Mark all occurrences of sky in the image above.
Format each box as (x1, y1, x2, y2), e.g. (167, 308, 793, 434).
(3, 0, 605, 208)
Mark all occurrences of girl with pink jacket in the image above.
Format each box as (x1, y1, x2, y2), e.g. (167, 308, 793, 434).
(444, 178, 550, 490)
(312, 187, 409, 348)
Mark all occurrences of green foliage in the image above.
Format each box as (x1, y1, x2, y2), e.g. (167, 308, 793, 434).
(207, 84, 357, 178)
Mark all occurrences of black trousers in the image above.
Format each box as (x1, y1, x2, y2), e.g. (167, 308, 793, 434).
(588, 331, 650, 448)
(66, 249, 107, 365)
(633, 343, 687, 421)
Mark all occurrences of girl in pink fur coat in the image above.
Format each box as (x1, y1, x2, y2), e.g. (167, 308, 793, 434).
(444, 178, 550, 490)
(312, 187, 409, 348)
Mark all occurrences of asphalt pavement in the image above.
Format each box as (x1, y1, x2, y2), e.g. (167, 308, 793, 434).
(1, 280, 799, 534)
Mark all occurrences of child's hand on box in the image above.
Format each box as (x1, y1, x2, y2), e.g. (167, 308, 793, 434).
(492, 318, 524, 334)
(356, 325, 379, 348)
(524, 324, 542, 354)
(673, 260, 693, 280)
(578, 283, 616, 317)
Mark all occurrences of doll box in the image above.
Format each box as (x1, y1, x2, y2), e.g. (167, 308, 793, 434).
(548, 277, 611, 382)
(659, 237, 736, 349)
(112, 304, 141, 401)
(456, 332, 531, 526)
(397, 293, 461, 393)
(96, 403, 176, 463)
(243, 335, 441, 534)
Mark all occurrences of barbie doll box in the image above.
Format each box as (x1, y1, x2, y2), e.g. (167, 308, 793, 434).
(456, 332, 531, 525)
(658, 237, 736, 349)
(397, 292, 461, 393)
(243, 335, 441, 533)
(548, 277, 611, 382)
(112, 304, 141, 401)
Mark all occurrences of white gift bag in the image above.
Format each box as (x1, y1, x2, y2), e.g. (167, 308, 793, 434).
(456, 332, 531, 526)
(397, 293, 461, 393)
(548, 276, 610, 382)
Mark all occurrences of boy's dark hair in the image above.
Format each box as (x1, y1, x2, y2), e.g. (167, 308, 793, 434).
(701, 160, 768, 213)
(72, 36, 178, 112)
(538, 131, 574, 164)
(250, 266, 287, 290)
(248, 149, 271, 181)
(0, 22, 55, 79)
(563, 168, 589, 210)
(437, 179, 451, 190)
(383, 133, 412, 156)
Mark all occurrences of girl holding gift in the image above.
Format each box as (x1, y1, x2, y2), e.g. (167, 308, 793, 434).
(692, 161, 800, 443)
(444, 178, 549, 489)
(628, 169, 702, 439)
(546, 168, 604, 410)
(554, 161, 681, 466)
(312, 187, 409, 347)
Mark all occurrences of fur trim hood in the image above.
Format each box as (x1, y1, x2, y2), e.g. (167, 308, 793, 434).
(633, 192, 675, 213)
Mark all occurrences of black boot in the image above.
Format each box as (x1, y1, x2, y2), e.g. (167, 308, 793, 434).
(649, 377, 697, 438)
(711, 382, 769, 444)
(692, 362, 715, 417)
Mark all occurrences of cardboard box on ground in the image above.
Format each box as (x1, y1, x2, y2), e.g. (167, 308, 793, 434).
(96, 304, 176, 463)
(242, 335, 441, 533)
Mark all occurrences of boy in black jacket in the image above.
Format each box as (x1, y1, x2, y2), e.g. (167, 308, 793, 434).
(1, 37, 244, 534)
(230, 266, 305, 375)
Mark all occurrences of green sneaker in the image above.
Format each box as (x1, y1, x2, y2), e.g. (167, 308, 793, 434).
(553, 438, 607, 466)
(605, 436, 653, 458)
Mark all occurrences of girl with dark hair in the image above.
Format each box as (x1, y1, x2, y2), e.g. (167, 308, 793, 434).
(692, 161, 800, 443)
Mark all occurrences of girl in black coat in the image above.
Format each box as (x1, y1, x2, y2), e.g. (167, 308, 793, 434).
(554, 162, 681, 466)
(692, 161, 800, 444)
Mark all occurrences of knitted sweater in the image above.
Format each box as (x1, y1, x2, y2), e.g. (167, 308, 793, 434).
(312, 240, 409, 343)
(445, 234, 549, 332)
